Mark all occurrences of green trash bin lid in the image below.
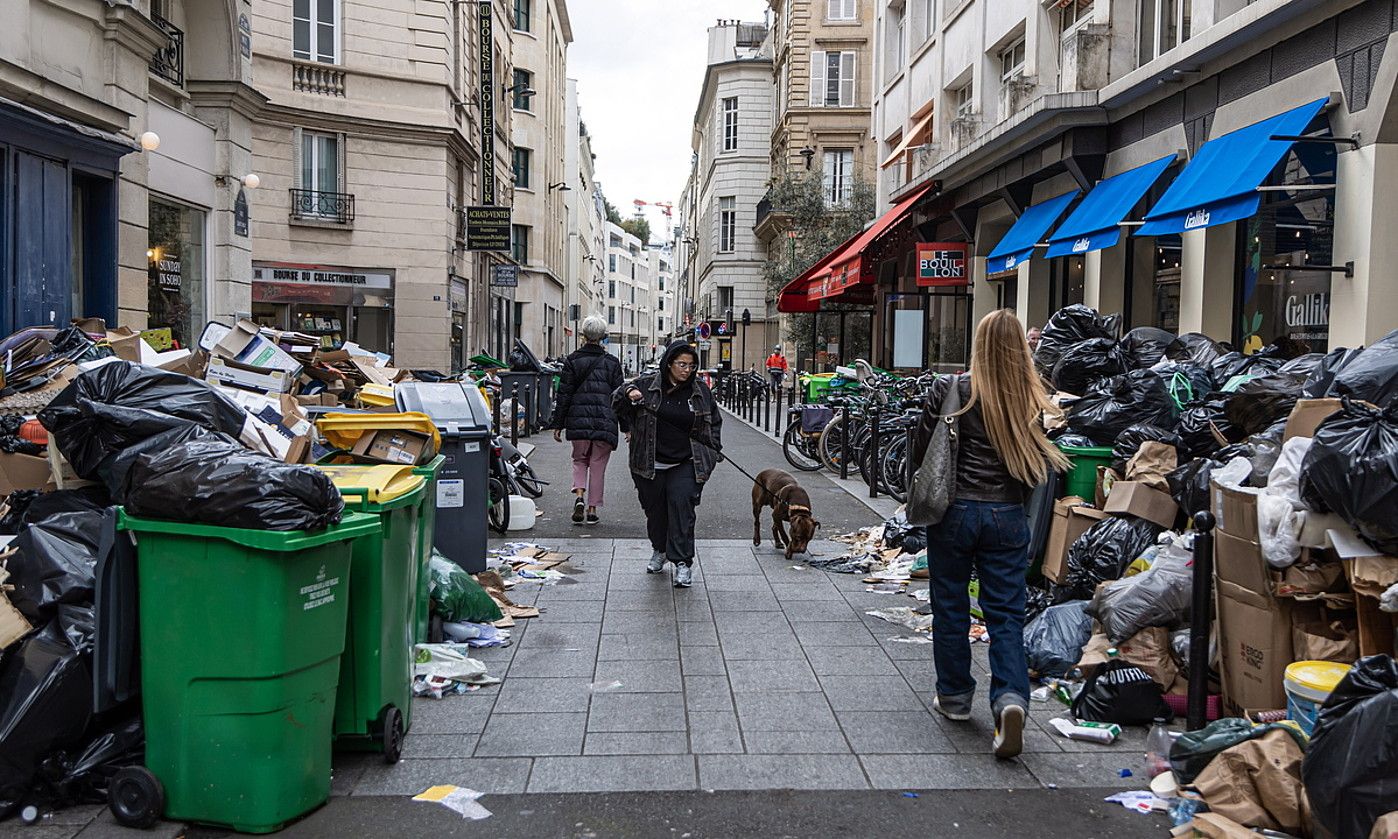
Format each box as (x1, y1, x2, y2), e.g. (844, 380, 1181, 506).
(117, 508, 381, 550)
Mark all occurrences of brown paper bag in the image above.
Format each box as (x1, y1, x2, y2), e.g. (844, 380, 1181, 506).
(1292, 619, 1358, 664)
(1191, 729, 1310, 836)
(1189, 812, 1261, 839)
(1077, 627, 1178, 689)
(1125, 441, 1178, 491)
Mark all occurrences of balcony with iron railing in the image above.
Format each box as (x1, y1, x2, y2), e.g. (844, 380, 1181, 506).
(290, 189, 355, 224)
(149, 13, 184, 87)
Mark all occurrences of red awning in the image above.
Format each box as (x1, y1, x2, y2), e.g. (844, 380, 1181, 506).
(777, 182, 935, 313)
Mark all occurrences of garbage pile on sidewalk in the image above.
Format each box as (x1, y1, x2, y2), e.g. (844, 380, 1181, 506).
(0, 317, 513, 831)
(1018, 305, 1398, 838)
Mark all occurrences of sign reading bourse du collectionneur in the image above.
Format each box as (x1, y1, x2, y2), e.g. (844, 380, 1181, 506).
(916, 242, 969, 287)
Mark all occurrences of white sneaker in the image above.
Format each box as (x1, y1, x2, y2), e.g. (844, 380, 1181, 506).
(673, 564, 693, 588)
(646, 551, 665, 574)
(993, 703, 1026, 760)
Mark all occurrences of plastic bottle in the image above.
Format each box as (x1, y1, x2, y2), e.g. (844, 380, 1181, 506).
(1144, 717, 1173, 778)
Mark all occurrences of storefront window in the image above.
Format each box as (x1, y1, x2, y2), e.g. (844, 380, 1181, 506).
(1049, 256, 1085, 310)
(1237, 141, 1336, 353)
(147, 197, 206, 348)
(251, 262, 394, 352)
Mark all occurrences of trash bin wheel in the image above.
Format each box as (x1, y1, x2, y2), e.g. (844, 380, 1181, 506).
(381, 706, 405, 764)
(109, 767, 164, 829)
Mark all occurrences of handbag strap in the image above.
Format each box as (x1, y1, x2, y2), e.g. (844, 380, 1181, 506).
(929, 374, 963, 423)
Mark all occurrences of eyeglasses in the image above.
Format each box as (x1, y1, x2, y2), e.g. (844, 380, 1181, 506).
(671, 361, 697, 371)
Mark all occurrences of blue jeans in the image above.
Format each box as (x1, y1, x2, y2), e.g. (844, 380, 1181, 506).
(927, 499, 1031, 709)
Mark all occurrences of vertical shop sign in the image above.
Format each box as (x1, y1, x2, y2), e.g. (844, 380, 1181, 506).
(479, 1, 496, 206)
(234, 187, 249, 237)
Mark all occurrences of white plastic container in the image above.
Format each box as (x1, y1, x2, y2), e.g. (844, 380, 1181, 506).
(506, 495, 536, 531)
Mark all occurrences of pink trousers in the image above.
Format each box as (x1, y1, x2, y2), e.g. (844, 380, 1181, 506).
(571, 440, 613, 506)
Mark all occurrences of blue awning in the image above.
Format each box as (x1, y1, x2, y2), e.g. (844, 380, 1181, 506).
(1044, 155, 1176, 258)
(985, 190, 1079, 274)
(1137, 98, 1328, 237)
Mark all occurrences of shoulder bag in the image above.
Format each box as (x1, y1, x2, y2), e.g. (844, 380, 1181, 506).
(906, 374, 962, 526)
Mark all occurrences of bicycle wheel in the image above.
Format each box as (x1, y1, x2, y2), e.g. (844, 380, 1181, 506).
(487, 477, 510, 534)
(881, 435, 909, 503)
(782, 420, 823, 471)
(512, 459, 547, 499)
(817, 416, 845, 474)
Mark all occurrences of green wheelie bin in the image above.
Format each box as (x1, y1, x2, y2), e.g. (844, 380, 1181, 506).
(114, 509, 379, 834)
(316, 465, 426, 762)
(411, 455, 444, 644)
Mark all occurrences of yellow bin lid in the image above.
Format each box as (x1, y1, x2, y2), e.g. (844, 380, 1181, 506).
(317, 412, 442, 456)
(1284, 661, 1351, 695)
(317, 464, 424, 504)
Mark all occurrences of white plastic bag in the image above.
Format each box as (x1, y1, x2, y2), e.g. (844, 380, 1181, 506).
(1264, 436, 1312, 504)
(1257, 493, 1304, 569)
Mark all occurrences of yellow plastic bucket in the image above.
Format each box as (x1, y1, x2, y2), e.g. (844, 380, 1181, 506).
(1284, 660, 1350, 736)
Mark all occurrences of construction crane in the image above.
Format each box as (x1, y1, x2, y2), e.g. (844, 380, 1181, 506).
(632, 200, 675, 239)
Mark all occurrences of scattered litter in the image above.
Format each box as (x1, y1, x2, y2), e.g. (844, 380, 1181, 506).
(413, 785, 492, 820)
(412, 643, 500, 698)
(902, 792, 919, 798)
(911, 588, 931, 602)
(865, 607, 934, 633)
(1104, 790, 1165, 814)
(1048, 717, 1120, 744)
(1046, 783, 1058, 790)
(588, 680, 623, 693)
(1119, 768, 1134, 778)
(1031, 687, 1051, 702)
(887, 636, 935, 645)
(865, 582, 905, 594)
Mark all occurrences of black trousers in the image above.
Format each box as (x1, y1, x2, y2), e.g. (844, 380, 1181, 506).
(633, 464, 703, 566)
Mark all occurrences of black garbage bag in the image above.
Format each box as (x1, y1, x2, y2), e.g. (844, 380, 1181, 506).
(48, 326, 111, 365)
(1154, 362, 1216, 410)
(1034, 304, 1121, 373)
(1111, 424, 1185, 475)
(37, 361, 246, 483)
(1301, 400, 1398, 554)
(1051, 338, 1128, 396)
(1024, 600, 1093, 678)
(1224, 373, 1307, 436)
(1177, 396, 1244, 459)
(0, 622, 94, 815)
(1071, 659, 1173, 726)
(1211, 348, 1286, 389)
(1171, 717, 1308, 786)
(1049, 432, 1097, 449)
(1302, 655, 1398, 839)
(1025, 583, 1055, 622)
(1088, 545, 1192, 643)
(1067, 370, 1177, 444)
(1303, 346, 1363, 398)
(1334, 329, 1398, 408)
(36, 716, 143, 809)
(6, 509, 106, 624)
(101, 423, 218, 503)
(1167, 458, 1220, 518)
(1120, 327, 1175, 369)
(1169, 626, 1217, 674)
(1278, 353, 1326, 380)
(902, 527, 927, 555)
(124, 433, 343, 531)
(1055, 515, 1165, 602)
(0, 490, 41, 535)
(15, 488, 111, 529)
(1165, 333, 1224, 368)
(0, 415, 42, 456)
(882, 510, 912, 550)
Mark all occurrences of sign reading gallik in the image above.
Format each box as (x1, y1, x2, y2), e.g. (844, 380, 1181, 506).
(466, 206, 511, 251)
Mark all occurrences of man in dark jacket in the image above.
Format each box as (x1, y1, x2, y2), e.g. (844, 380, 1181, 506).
(551, 315, 624, 525)
(613, 340, 721, 587)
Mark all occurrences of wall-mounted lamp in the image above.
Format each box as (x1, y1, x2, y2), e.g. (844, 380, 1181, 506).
(139, 131, 161, 151)
(548, 182, 571, 192)
(504, 82, 537, 99)
(799, 146, 816, 170)
(215, 173, 262, 189)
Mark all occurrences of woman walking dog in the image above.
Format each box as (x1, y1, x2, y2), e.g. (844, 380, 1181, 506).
(550, 315, 624, 525)
(613, 340, 721, 588)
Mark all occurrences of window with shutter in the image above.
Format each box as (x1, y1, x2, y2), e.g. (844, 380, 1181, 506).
(810, 50, 826, 107)
(839, 52, 856, 106)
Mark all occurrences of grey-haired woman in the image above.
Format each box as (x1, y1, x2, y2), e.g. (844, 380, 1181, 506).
(550, 315, 624, 525)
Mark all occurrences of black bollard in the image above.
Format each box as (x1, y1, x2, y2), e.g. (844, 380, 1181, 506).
(775, 381, 784, 436)
(492, 385, 502, 435)
(510, 384, 519, 448)
(868, 409, 881, 499)
(1187, 511, 1216, 731)
(840, 405, 850, 481)
(764, 384, 772, 433)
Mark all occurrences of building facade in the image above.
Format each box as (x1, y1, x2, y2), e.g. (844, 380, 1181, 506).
(564, 77, 605, 343)
(690, 21, 774, 372)
(783, 0, 1398, 371)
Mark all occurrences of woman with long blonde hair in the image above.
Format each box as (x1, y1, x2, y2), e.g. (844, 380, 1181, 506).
(911, 309, 1070, 759)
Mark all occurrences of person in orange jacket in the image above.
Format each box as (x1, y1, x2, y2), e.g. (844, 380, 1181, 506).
(765, 346, 788, 393)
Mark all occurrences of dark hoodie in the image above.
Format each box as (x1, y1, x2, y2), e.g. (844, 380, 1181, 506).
(612, 340, 723, 481)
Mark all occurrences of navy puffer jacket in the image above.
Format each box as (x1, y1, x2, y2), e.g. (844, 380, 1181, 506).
(550, 343, 624, 448)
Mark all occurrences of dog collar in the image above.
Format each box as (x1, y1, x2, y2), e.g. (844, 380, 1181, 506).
(786, 505, 811, 515)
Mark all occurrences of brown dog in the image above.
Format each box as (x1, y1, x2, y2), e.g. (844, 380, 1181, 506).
(752, 468, 821, 559)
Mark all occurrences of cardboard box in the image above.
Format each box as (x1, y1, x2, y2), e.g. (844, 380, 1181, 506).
(352, 430, 430, 465)
(200, 319, 302, 375)
(1217, 578, 1295, 715)
(205, 355, 296, 394)
(1211, 479, 1260, 539)
(1042, 498, 1109, 584)
(0, 452, 53, 496)
(1215, 529, 1275, 596)
(1104, 481, 1179, 528)
(1283, 398, 1344, 441)
(1275, 555, 1347, 599)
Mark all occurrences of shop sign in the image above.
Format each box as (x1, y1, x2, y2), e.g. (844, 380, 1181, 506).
(466, 206, 511, 251)
(478, 1, 496, 205)
(234, 187, 249, 238)
(449, 279, 468, 311)
(253, 264, 392, 289)
(491, 265, 519, 287)
(155, 253, 183, 292)
(917, 243, 969, 286)
(1285, 291, 1331, 342)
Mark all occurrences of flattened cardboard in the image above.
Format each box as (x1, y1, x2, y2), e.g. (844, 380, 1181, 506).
(352, 429, 430, 465)
(1212, 480, 1260, 540)
(205, 355, 296, 393)
(1104, 481, 1179, 529)
(1283, 398, 1343, 442)
(1217, 578, 1295, 715)
(1215, 529, 1275, 597)
(1043, 498, 1108, 584)
(0, 452, 53, 495)
(204, 319, 301, 374)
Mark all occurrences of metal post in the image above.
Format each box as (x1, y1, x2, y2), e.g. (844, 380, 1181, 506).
(868, 408, 881, 499)
(840, 405, 850, 481)
(905, 425, 916, 493)
(492, 384, 502, 434)
(766, 381, 775, 434)
(1187, 512, 1216, 731)
(510, 384, 519, 448)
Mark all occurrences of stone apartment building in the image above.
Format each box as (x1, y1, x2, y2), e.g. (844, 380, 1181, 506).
(601, 220, 653, 371)
(689, 20, 774, 372)
(780, 0, 1398, 371)
(564, 77, 605, 338)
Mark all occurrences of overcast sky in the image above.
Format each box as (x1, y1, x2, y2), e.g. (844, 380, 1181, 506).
(567, 0, 769, 241)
